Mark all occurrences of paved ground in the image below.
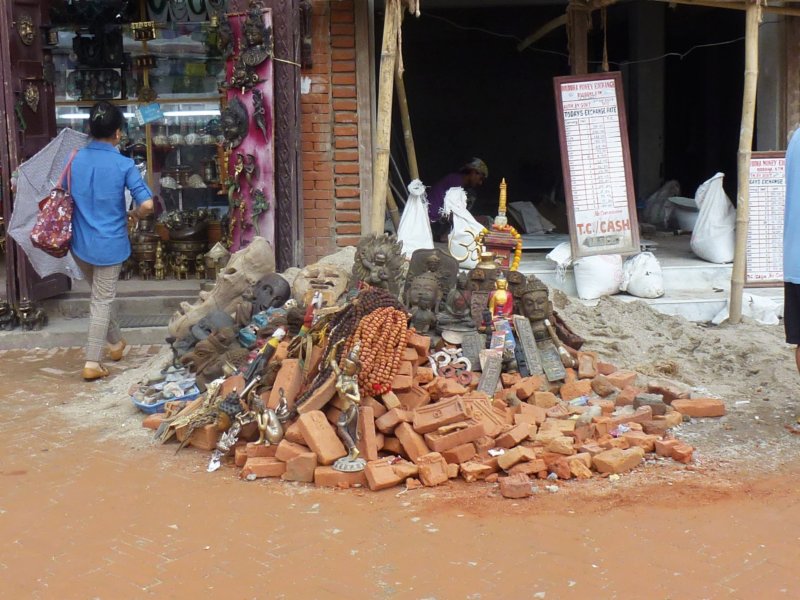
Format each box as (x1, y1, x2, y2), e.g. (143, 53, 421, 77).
(2, 346, 800, 599)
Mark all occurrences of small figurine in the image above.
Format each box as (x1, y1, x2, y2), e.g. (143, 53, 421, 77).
(195, 254, 205, 279)
(139, 260, 152, 280)
(244, 154, 258, 186)
(254, 395, 284, 446)
(251, 189, 269, 236)
(173, 254, 189, 280)
(120, 258, 135, 281)
(436, 271, 475, 333)
(406, 272, 440, 335)
(154, 244, 166, 281)
(16, 300, 47, 331)
(488, 272, 513, 319)
(329, 340, 365, 471)
(0, 299, 18, 331)
(252, 88, 269, 143)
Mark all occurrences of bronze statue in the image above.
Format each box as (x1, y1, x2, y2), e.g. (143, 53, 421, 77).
(252, 89, 269, 143)
(154, 244, 166, 281)
(329, 340, 364, 470)
(16, 300, 47, 331)
(172, 254, 189, 280)
(0, 299, 18, 331)
(352, 234, 404, 296)
(195, 254, 205, 279)
(489, 272, 513, 320)
(138, 260, 152, 280)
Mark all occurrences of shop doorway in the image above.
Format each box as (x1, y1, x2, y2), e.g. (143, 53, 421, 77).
(381, 1, 748, 237)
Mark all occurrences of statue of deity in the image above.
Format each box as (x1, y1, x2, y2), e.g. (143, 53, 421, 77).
(489, 273, 513, 320)
(436, 271, 475, 333)
(406, 272, 440, 335)
(351, 234, 404, 296)
(519, 276, 575, 368)
(329, 341, 364, 469)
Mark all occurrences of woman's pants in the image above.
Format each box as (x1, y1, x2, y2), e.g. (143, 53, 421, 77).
(72, 256, 122, 363)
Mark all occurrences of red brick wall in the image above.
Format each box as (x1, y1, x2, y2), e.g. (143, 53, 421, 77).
(300, 0, 362, 264)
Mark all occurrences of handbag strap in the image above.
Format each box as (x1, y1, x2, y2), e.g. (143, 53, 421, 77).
(59, 149, 78, 192)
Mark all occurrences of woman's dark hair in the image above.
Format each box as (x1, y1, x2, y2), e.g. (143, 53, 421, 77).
(89, 101, 125, 139)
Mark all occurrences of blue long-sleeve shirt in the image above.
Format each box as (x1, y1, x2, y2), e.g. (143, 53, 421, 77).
(69, 140, 152, 266)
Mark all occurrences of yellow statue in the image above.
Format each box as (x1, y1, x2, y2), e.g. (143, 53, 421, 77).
(488, 273, 513, 319)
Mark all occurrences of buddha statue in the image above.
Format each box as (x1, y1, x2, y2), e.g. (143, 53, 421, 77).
(489, 273, 513, 320)
(436, 271, 475, 333)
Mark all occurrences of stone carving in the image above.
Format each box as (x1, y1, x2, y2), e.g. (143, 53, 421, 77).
(436, 271, 475, 333)
(168, 237, 276, 339)
(351, 234, 404, 296)
(292, 262, 350, 306)
(406, 272, 440, 335)
(403, 248, 458, 307)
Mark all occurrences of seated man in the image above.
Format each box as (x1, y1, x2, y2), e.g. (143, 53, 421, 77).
(427, 158, 488, 241)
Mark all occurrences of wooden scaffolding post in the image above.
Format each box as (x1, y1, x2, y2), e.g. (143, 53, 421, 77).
(395, 67, 419, 181)
(370, 0, 402, 235)
(567, 0, 591, 75)
(729, 0, 762, 324)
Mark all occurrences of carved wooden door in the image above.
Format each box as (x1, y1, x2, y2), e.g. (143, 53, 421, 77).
(0, 0, 69, 305)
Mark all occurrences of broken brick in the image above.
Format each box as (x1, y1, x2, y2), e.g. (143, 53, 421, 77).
(442, 442, 477, 464)
(394, 422, 431, 463)
(412, 397, 470, 434)
(296, 373, 337, 414)
(274, 439, 311, 462)
(591, 374, 619, 398)
(364, 457, 419, 490)
(424, 419, 485, 452)
(495, 423, 531, 449)
(577, 351, 598, 379)
(281, 452, 318, 483)
(423, 377, 467, 401)
(647, 379, 691, 404)
(268, 358, 303, 409)
(671, 398, 726, 418)
(499, 473, 533, 498)
(559, 379, 592, 402)
(375, 407, 413, 434)
(592, 447, 645, 474)
(314, 466, 367, 488)
(297, 410, 347, 465)
(417, 452, 449, 486)
(606, 370, 638, 390)
(531, 391, 559, 409)
(396, 385, 431, 410)
(356, 406, 379, 461)
(241, 457, 286, 479)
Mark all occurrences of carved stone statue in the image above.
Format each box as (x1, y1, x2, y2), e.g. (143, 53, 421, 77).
(518, 276, 575, 369)
(436, 271, 476, 333)
(403, 248, 458, 307)
(406, 272, 440, 335)
(352, 234, 404, 296)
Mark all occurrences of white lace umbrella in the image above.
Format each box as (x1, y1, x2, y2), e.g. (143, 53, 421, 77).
(7, 128, 88, 279)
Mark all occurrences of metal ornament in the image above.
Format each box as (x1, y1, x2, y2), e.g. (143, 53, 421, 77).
(23, 82, 39, 113)
(252, 88, 269, 143)
(16, 14, 35, 46)
(241, 5, 273, 67)
(333, 456, 366, 472)
(220, 97, 249, 148)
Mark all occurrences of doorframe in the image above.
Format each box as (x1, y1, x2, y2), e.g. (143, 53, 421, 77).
(0, 0, 21, 305)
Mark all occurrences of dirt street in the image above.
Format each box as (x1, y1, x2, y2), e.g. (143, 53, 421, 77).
(2, 345, 800, 599)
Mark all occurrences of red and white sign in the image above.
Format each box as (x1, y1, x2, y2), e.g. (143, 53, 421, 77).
(554, 72, 639, 258)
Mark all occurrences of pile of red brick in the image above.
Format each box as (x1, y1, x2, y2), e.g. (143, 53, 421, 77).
(144, 332, 726, 498)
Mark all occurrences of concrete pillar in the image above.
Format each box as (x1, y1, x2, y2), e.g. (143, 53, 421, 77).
(629, 1, 665, 199)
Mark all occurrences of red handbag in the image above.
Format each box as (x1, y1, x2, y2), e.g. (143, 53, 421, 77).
(30, 150, 77, 258)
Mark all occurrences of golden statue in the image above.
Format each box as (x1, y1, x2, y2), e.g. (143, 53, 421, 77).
(488, 272, 513, 319)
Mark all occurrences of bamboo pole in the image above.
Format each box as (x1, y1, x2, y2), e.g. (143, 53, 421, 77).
(394, 68, 419, 181)
(386, 187, 401, 229)
(729, 0, 762, 324)
(370, 0, 401, 235)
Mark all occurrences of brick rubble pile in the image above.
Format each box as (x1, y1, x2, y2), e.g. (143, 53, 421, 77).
(143, 331, 726, 498)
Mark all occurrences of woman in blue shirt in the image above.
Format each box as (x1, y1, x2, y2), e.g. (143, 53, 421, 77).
(71, 102, 154, 380)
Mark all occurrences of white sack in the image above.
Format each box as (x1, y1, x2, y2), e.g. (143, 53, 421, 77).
(690, 173, 735, 263)
(712, 293, 782, 325)
(442, 187, 485, 269)
(396, 179, 434, 258)
(620, 252, 665, 298)
(573, 254, 623, 300)
(546, 242, 573, 283)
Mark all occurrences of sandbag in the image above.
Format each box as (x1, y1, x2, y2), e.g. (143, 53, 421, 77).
(620, 252, 665, 298)
(573, 254, 623, 300)
(396, 179, 434, 258)
(712, 293, 782, 325)
(442, 187, 485, 269)
(690, 173, 735, 264)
